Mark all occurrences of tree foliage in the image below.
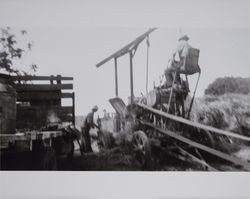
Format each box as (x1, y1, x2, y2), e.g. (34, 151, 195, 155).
(0, 27, 37, 75)
(205, 77, 250, 95)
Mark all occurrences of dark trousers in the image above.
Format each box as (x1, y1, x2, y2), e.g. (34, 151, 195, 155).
(165, 66, 175, 87)
(165, 60, 182, 87)
(81, 126, 93, 152)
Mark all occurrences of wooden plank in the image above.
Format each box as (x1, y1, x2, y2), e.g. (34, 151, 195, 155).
(16, 106, 74, 129)
(36, 131, 64, 140)
(17, 92, 74, 101)
(0, 134, 28, 143)
(0, 131, 65, 148)
(11, 75, 73, 81)
(15, 84, 73, 91)
(96, 28, 156, 68)
(137, 103, 250, 142)
(140, 120, 250, 171)
(177, 146, 218, 171)
(17, 105, 73, 112)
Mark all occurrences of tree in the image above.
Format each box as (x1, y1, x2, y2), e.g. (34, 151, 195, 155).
(205, 77, 250, 95)
(0, 27, 37, 75)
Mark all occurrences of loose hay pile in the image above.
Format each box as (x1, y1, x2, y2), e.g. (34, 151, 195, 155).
(191, 93, 250, 136)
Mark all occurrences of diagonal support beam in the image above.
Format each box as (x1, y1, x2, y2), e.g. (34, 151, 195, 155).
(137, 103, 250, 142)
(96, 28, 156, 68)
(140, 120, 250, 171)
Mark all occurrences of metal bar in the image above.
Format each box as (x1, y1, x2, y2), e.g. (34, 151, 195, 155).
(185, 75, 189, 86)
(167, 71, 177, 113)
(137, 103, 250, 142)
(11, 75, 73, 81)
(96, 28, 156, 68)
(146, 36, 149, 95)
(187, 72, 201, 119)
(72, 92, 75, 126)
(140, 120, 250, 170)
(114, 58, 118, 96)
(129, 51, 134, 105)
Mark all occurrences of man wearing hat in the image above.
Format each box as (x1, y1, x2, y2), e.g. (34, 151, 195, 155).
(81, 105, 99, 152)
(164, 34, 191, 87)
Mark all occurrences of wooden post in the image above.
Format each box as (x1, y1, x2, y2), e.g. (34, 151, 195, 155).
(57, 75, 62, 105)
(72, 92, 75, 126)
(129, 51, 134, 105)
(114, 58, 118, 97)
(56, 75, 62, 84)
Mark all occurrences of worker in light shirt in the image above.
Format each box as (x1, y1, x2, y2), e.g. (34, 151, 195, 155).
(165, 34, 192, 87)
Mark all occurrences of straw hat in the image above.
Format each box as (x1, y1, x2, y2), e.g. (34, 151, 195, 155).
(92, 105, 98, 111)
(178, 34, 189, 41)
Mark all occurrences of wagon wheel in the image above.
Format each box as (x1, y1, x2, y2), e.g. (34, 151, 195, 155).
(132, 131, 151, 169)
(36, 147, 57, 170)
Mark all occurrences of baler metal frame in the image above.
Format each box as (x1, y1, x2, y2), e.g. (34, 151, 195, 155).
(96, 28, 250, 171)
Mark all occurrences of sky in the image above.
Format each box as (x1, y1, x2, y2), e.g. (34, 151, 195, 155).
(4, 27, 250, 116)
(0, 0, 250, 117)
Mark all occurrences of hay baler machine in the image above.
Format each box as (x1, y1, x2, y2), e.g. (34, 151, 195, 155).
(96, 29, 250, 171)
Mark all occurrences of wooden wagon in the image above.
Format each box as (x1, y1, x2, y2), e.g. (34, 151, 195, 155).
(0, 74, 80, 170)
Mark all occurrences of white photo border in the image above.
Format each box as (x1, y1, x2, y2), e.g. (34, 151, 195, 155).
(1, 0, 250, 198)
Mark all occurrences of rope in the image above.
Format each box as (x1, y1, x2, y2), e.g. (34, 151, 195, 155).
(146, 35, 150, 95)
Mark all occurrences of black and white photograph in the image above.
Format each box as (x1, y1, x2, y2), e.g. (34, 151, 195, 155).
(1, 0, 250, 199)
(1, 26, 250, 171)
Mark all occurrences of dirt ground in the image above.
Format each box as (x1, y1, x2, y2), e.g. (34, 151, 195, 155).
(2, 144, 249, 171)
(57, 147, 142, 171)
(56, 136, 250, 171)
(2, 131, 250, 171)
(57, 146, 212, 171)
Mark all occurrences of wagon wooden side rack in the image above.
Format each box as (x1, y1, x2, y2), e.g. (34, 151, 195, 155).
(0, 74, 81, 170)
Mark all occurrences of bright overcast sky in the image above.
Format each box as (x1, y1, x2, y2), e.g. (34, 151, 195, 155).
(4, 27, 250, 116)
(0, 0, 250, 117)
